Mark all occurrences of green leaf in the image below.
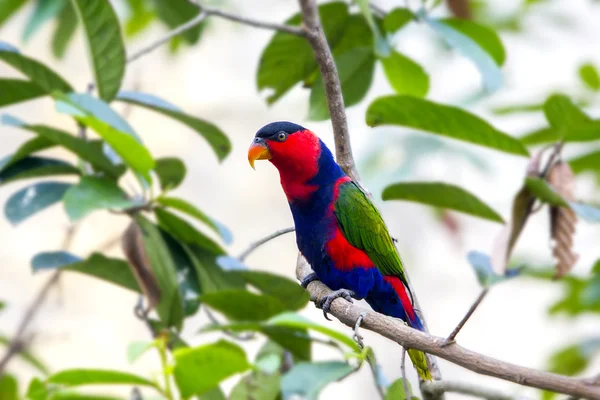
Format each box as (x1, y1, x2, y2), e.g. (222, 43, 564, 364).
(366, 95, 529, 156)
(0, 336, 50, 376)
(569, 150, 600, 175)
(135, 216, 185, 330)
(32, 251, 140, 292)
(0, 374, 18, 400)
(62, 177, 141, 220)
(183, 244, 244, 294)
(22, 0, 63, 42)
(0, 0, 27, 29)
(380, 51, 429, 97)
(126, 340, 155, 364)
(173, 340, 251, 397)
(161, 229, 202, 316)
(309, 48, 375, 121)
(4, 181, 71, 225)
(156, 196, 232, 244)
(383, 8, 414, 33)
(520, 126, 560, 146)
(116, 91, 231, 161)
(124, 0, 155, 38)
(547, 339, 600, 376)
(281, 361, 355, 400)
(152, 0, 204, 44)
(230, 271, 309, 311)
(56, 110, 154, 182)
(0, 156, 79, 185)
(439, 18, 506, 65)
(48, 369, 156, 388)
(578, 63, 600, 91)
(0, 41, 73, 93)
(524, 177, 569, 207)
(52, 2, 78, 59)
(229, 372, 280, 400)
(154, 157, 186, 191)
(257, 2, 349, 104)
(491, 102, 544, 115)
(354, 0, 387, 56)
(155, 207, 225, 255)
(198, 387, 226, 400)
(0, 79, 46, 107)
(70, 0, 125, 101)
(382, 181, 504, 223)
(261, 326, 311, 361)
(543, 94, 591, 132)
(267, 313, 359, 351)
(200, 290, 286, 321)
(2, 115, 124, 178)
(8, 137, 56, 164)
(422, 15, 502, 91)
(385, 378, 410, 400)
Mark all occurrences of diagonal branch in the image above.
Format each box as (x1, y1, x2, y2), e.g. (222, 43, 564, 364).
(296, 255, 600, 399)
(238, 227, 295, 262)
(297, 0, 357, 180)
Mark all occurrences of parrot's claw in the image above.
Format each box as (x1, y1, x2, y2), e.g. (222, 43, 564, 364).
(318, 289, 355, 321)
(301, 272, 319, 289)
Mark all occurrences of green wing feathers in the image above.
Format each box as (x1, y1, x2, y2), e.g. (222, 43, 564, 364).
(334, 181, 409, 284)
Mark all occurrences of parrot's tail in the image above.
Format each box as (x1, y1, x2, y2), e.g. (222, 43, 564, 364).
(367, 275, 432, 381)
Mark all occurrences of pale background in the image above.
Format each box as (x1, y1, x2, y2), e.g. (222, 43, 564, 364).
(1, 0, 600, 398)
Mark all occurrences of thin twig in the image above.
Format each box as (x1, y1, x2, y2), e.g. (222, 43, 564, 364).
(237, 227, 295, 262)
(0, 225, 80, 377)
(191, 2, 306, 36)
(401, 348, 413, 399)
(298, 0, 358, 180)
(421, 380, 527, 400)
(296, 255, 600, 399)
(127, 11, 208, 64)
(443, 288, 489, 345)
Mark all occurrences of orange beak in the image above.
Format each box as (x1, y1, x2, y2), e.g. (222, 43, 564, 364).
(248, 141, 272, 169)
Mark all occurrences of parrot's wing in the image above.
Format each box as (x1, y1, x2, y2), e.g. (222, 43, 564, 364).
(334, 181, 410, 288)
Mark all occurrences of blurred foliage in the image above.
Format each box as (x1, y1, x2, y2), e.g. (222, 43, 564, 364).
(0, 0, 599, 399)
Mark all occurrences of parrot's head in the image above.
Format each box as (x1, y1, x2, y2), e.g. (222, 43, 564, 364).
(248, 121, 322, 174)
(248, 121, 343, 201)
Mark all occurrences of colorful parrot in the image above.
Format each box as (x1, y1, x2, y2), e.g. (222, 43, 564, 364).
(248, 121, 432, 381)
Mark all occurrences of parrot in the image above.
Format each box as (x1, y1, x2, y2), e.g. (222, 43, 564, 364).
(247, 121, 432, 381)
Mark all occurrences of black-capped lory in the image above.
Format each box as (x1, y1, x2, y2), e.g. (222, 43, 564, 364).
(248, 121, 431, 380)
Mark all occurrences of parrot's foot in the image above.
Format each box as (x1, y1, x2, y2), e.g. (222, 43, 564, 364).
(301, 272, 319, 289)
(353, 311, 367, 348)
(318, 289, 355, 321)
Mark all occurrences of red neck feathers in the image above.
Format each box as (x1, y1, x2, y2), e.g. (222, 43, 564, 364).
(268, 130, 321, 202)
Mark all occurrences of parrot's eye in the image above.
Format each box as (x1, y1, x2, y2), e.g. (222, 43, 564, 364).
(277, 131, 288, 141)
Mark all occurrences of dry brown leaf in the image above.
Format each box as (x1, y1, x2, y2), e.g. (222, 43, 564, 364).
(446, 0, 472, 19)
(547, 161, 578, 278)
(121, 220, 161, 310)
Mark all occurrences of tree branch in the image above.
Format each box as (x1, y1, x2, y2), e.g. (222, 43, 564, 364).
(421, 380, 527, 400)
(192, 2, 305, 36)
(0, 225, 79, 377)
(127, 11, 208, 64)
(297, 0, 357, 180)
(238, 227, 295, 262)
(296, 255, 600, 399)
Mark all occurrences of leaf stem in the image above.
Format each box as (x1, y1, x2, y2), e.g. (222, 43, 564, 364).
(158, 334, 174, 400)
